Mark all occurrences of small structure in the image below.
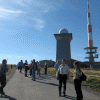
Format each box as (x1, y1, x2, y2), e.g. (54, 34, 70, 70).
(39, 60, 55, 67)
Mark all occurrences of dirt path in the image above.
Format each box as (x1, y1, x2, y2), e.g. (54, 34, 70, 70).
(6, 67, 17, 82)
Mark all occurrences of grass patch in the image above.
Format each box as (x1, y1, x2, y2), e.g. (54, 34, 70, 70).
(7, 65, 16, 74)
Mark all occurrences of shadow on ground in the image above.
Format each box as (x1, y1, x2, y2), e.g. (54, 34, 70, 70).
(64, 95, 76, 100)
(0, 94, 17, 100)
(35, 80, 59, 86)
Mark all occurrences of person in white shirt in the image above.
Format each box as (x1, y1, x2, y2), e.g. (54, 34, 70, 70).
(58, 59, 70, 97)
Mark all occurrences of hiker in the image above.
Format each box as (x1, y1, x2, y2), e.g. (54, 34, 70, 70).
(58, 59, 70, 97)
(11, 64, 12, 69)
(54, 60, 61, 77)
(44, 62, 48, 75)
(0, 59, 8, 95)
(73, 61, 83, 100)
(24, 60, 29, 77)
(29, 60, 33, 76)
(18, 60, 23, 73)
(32, 59, 37, 81)
(37, 61, 41, 76)
(54, 60, 61, 71)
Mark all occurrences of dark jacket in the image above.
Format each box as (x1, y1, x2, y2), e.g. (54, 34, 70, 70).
(24, 63, 29, 70)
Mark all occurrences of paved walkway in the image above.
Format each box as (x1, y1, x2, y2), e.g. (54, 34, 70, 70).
(0, 69, 100, 100)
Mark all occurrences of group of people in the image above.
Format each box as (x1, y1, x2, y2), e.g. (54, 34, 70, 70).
(54, 59, 83, 100)
(0, 58, 83, 100)
(17, 59, 41, 81)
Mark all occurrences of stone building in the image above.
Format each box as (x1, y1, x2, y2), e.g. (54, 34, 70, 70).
(54, 28, 72, 66)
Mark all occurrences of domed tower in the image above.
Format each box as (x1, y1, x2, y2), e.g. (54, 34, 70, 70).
(54, 28, 72, 66)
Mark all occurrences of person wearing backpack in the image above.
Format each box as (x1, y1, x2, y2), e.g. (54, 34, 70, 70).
(24, 60, 29, 77)
(0, 59, 8, 95)
(18, 60, 23, 73)
(73, 61, 83, 100)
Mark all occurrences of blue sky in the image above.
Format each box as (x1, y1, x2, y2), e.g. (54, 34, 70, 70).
(0, 0, 100, 64)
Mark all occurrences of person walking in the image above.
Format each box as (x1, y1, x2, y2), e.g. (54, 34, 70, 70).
(73, 61, 83, 100)
(24, 60, 29, 77)
(32, 59, 37, 81)
(58, 59, 70, 97)
(11, 64, 12, 69)
(54, 60, 61, 71)
(18, 60, 23, 73)
(54, 60, 61, 78)
(44, 62, 48, 75)
(0, 59, 8, 95)
(37, 61, 41, 76)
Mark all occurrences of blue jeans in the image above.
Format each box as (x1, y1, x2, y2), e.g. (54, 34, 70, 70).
(19, 66, 22, 72)
(32, 70, 36, 80)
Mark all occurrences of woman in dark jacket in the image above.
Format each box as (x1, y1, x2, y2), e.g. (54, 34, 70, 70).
(24, 60, 29, 77)
(73, 61, 83, 100)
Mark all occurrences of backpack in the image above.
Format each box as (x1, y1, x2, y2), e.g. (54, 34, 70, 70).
(78, 67, 87, 81)
(0, 64, 5, 77)
(79, 72, 87, 81)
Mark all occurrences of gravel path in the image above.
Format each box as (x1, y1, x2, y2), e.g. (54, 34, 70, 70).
(0, 69, 100, 100)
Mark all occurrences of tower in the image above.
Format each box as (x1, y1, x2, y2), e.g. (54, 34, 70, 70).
(84, 0, 98, 64)
(54, 28, 72, 66)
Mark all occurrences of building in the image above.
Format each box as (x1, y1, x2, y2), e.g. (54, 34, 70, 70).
(39, 60, 55, 67)
(54, 28, 72, 66)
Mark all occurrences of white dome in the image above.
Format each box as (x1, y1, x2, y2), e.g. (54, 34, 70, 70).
(59, 28, 68, 34)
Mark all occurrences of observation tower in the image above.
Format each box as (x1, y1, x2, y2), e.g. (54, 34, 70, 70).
(84, 0, 98, 64)
(54, 28, 72, 66)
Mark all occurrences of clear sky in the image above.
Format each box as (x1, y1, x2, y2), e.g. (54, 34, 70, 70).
(0, 0, 100, 64)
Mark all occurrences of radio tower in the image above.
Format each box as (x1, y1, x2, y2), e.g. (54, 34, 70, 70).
(84, 0, 98, 64)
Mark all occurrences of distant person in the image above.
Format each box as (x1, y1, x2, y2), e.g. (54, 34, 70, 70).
(11, 64, 12, 69)
(24, 60, 29, 77)
(73, 61, 83, 100)
(58, 59, 70, 97)
(54, 60, 61, 71)
(37, 61, 41, 76)
(29, 60, 33, 76)
(44, 62, 48, 75)
(18, 60, 23, 73)
(32, 59, 37, 81)
(54, 60, 61, 78)
(0, 59, 8, 95)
